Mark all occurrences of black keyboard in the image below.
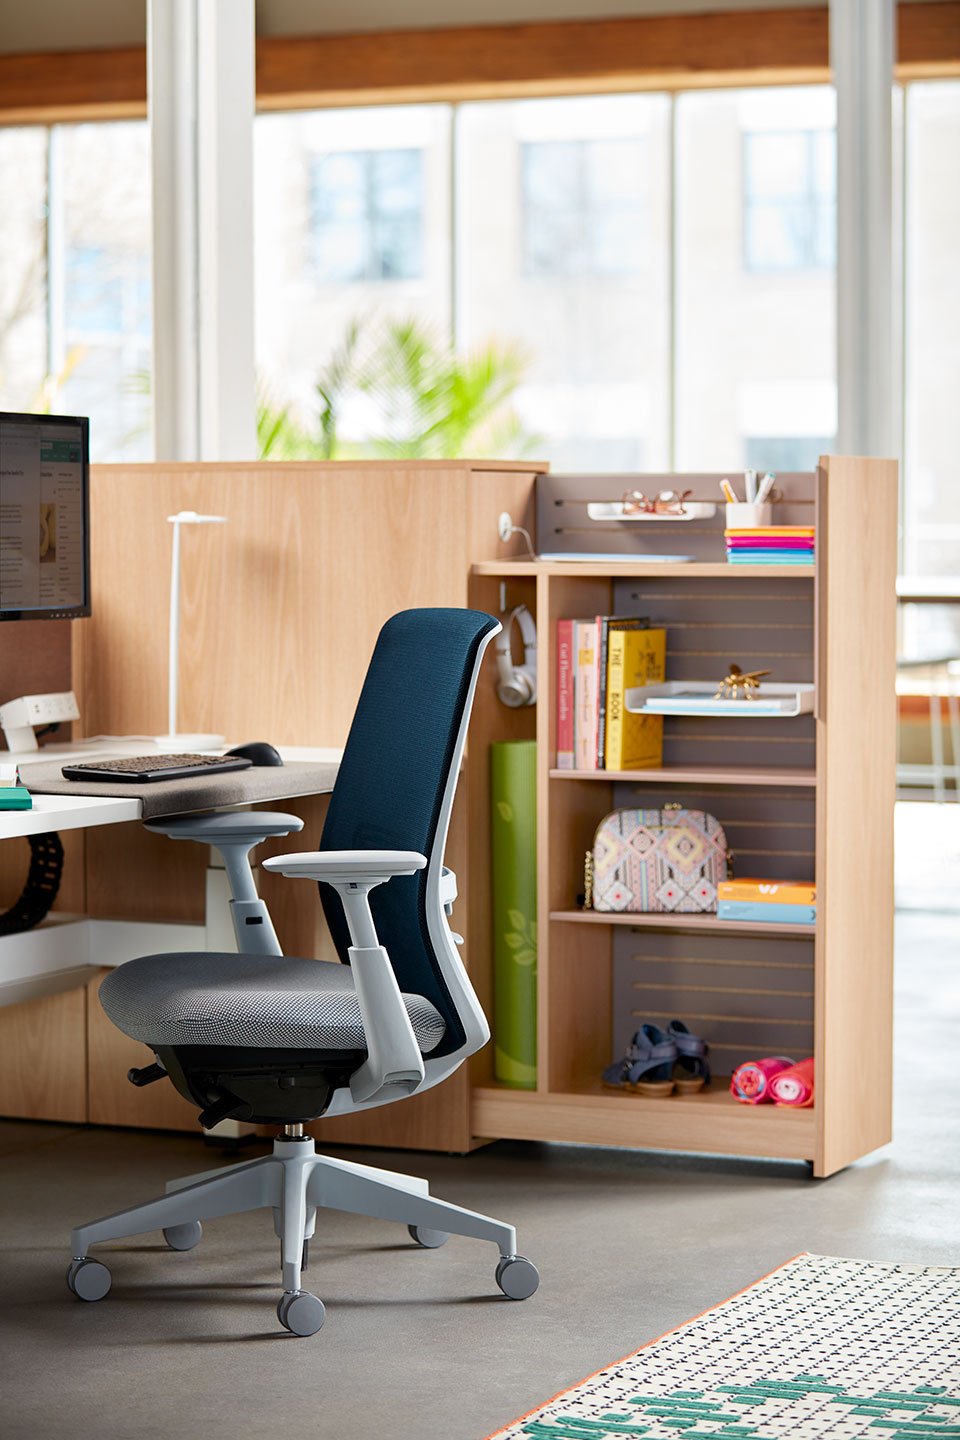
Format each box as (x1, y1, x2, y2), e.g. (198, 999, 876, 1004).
(61, 754, 254, 784)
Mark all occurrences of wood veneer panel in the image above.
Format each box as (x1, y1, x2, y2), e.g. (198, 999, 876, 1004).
(0, 984, 87, 1122)
(814, 457, 898, 1178)
(86, 970, 200, 1131)
(0, 7, 956, 125)
(472, 1085, 814, 1161)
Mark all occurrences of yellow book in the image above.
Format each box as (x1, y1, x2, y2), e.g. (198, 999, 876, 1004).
(604, 627, 666, 770)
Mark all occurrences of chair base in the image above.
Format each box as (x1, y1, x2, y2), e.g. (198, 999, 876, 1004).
(69, 1135, 538, 1334)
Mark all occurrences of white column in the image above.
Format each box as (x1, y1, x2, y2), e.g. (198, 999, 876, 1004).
(830, 0, 895, 458)
(148, 0, 257, 461)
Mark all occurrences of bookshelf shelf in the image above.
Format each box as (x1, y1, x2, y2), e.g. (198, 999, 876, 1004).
(466, 458, 896, 1178)
(472, 560, 816, 580)
(548, 765, 817, 787)
(549, 909, 816, 937)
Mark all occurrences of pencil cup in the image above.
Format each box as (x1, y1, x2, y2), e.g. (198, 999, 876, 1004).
(725, 502, 772, 529)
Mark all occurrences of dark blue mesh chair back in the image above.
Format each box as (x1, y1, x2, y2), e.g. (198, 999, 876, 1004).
(319, 608, 498, 1057)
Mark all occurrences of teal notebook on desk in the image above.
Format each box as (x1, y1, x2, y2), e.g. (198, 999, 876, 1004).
(0, 785, 33, 810)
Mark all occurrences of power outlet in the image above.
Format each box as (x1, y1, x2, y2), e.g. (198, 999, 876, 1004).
(0, 691, 80, 752)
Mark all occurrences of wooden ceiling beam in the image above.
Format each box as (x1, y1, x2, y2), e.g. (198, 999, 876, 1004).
(0, 4, 956, 126)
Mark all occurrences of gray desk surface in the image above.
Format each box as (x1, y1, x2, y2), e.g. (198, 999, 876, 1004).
(22, 758, 339, 820)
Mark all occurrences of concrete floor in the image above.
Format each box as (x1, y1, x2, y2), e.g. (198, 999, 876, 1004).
(1, 910, 957, 1440)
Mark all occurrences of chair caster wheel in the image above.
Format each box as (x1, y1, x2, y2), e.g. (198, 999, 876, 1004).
(408, 1224, 449, 1249)
(163, 1221, 202, 1251)
(66, 1258, 112, 1302)
(277, 1290, 325, 1337)
(496, 1255, 539, 1300)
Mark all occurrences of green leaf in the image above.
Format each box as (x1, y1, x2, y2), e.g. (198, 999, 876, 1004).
(507, 909, 527, 932)
(504, 932, 523, 950)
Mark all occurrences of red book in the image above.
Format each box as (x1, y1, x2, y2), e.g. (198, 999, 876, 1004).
(726, 536, 815, 550)
(556, 620, 575, 769)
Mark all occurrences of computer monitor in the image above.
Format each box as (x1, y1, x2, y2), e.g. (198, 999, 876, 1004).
(0, 411, 90, 621)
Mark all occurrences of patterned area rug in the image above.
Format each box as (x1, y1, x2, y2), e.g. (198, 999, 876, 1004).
(489, 1254, 960, 1440)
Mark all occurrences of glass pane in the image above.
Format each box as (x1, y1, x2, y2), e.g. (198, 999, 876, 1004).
(902, 80, 960, 656)
(675, 87, 837, 470)
(255, 105, 451, 453)
(459, 94, 671, 470)
(0, 128, 49, 413)
(55, 121, 153, 461)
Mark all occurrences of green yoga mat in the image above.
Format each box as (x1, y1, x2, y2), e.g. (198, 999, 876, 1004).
(490, 740, 537, 1089)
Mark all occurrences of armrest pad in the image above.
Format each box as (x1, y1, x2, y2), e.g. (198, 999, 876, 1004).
(261, 849, 427, 882)
(146, 811, 305, 844)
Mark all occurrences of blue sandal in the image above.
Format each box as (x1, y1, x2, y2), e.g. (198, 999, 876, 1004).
(603, 1024, 678, 1097)
(667, 1020, 711, 1093)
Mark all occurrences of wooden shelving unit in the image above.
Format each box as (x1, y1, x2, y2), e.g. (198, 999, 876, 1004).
(467, 458, 898, 1177)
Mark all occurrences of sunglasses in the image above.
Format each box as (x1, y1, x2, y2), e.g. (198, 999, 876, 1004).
(620, 488, 693, 516)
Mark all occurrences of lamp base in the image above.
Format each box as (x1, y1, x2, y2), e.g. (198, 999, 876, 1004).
(152, 733, 225, 752)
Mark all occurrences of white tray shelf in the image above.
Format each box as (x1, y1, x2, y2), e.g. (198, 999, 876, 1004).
(625, 681, 815, 718)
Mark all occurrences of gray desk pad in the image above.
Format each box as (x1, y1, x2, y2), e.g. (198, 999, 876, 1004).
(23, 759, 339, 820)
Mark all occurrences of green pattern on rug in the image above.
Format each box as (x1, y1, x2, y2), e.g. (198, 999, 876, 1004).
(490, 1256, 960, 1440)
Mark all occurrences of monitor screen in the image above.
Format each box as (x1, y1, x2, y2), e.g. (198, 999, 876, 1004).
(0, 411, 90, 621)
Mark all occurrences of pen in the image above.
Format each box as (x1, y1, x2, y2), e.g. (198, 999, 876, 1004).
(744, 469, 757, 503)
(720, 478, 738, 504)
(756, 473, 775, 505)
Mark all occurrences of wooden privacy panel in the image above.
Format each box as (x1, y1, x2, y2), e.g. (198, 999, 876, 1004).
(613, 929, 815, 1080)
(537, 472, 815, 561)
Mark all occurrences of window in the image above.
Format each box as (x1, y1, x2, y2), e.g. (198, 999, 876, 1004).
(902, 79, 960, 656)
(743, 128, 836, 271)
(744, 436, 834, 473)
(0, 120, 152, 461)
(521, 138, 646, 277)
(675, 88, 837, 470)
(310, 147, 423, 282)
(458, 95, 671, 472)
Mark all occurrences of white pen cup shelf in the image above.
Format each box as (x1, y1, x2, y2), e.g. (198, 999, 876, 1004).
(625, 682, 815, 718)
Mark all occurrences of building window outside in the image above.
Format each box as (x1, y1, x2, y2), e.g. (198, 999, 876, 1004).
(521, 138, 646, 278)
(0, 119, 152, 461)
(309, 148, 423, 282)
(744, 436, 834, 473)
(743, 128, 836, 272)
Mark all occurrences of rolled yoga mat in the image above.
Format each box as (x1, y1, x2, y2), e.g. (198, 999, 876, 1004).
(490, 740, 537, 1089)
(730, 1056, 795, 1104)
(769, 1056, 815, 1107)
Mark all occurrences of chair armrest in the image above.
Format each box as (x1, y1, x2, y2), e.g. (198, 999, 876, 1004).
(260, 849, 426, 883)
(146, 811, 304, 844)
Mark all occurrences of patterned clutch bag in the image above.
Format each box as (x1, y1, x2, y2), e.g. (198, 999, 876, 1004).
(585, 806, 730, 913)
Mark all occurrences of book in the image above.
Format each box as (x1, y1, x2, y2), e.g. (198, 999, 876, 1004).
(719, 878, 816, 905)
(556, 619, 575, 770)
(717, 900, 816, 925)
(574, 619, 599, 771)
(0, 785, 33, 811)
(596, 616, 649, 768)
(604, 626, 666, 771)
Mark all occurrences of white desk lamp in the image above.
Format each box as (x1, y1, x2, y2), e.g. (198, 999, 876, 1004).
(155, 510, 228, 751)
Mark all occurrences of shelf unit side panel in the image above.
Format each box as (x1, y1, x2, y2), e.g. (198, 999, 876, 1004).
(815, 456, 898, 1176)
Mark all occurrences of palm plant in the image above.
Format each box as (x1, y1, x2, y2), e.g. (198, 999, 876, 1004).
(312, 315, 539, 461)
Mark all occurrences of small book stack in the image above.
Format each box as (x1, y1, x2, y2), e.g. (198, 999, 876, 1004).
(725, 526, 815, 566)
(0, 763, 32, 810)
(717, 878, 816, 925)
(556, 617, 666, 771)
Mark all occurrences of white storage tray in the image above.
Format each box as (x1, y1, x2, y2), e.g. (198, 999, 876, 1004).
(625, 681, 815, 718)
(587, 501, 717, 522)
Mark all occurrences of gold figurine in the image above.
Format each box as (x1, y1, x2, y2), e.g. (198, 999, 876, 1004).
(714, 664, 771, 701)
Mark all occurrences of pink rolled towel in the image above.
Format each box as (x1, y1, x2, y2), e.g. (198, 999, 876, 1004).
(730, 1056, 795, 1105)
(769, 1057, 815, 1107)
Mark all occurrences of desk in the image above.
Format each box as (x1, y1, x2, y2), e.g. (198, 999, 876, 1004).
(0, 744, 339, 1127)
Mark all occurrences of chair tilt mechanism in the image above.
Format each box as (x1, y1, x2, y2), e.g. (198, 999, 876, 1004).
(66, 609, 539, 1337)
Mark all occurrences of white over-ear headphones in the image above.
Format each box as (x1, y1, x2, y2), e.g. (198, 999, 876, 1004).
(495, 605, 537, 708)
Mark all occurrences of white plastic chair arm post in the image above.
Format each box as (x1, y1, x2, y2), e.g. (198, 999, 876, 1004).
(260, 848, 429, 1105)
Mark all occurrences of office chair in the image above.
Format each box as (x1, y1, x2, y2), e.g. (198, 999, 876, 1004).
(67, 608, 539, 1336)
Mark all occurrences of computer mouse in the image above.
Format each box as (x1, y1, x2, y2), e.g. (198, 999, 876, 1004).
(225, 741, 284, 767)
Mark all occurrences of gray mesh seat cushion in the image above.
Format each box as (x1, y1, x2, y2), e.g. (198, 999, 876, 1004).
(99, 953, 446, 1052)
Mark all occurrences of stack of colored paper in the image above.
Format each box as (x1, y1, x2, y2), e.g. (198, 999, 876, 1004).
(717, 877, 816, 925)
(725, 526, 815, 565)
